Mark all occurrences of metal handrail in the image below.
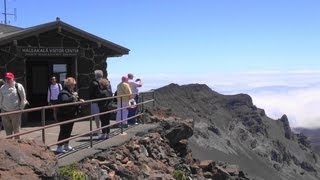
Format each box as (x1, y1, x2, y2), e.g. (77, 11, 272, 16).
(47, 113, 143, 147)
(0, 93, 138, 116)
(5, 99, 154, 139)
(2, 91, 155, 150)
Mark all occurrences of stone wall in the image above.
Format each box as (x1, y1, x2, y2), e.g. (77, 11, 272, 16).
(0, 28, 111, 100)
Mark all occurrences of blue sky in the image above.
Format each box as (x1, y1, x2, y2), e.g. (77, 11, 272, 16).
(7, 0, 320, 75)
(2, 0, 320, 128)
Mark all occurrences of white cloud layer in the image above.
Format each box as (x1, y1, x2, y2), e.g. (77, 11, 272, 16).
(109, 70, 320, 128)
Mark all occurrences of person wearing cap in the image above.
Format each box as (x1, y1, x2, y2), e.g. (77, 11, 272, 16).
(127, 73, 142, 125)
(116, 76, 132, 128)
(0, 72, 27, 139)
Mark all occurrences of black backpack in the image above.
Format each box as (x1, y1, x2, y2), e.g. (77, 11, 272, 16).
(89, 80, 101, 99)
(98, 88, 113, 111)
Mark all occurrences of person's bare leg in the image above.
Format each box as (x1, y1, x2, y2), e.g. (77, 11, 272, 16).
(95, 116, 101, 134)
(12, 113, 21, 139)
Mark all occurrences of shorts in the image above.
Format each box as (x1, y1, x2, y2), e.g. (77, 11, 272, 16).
(91, 103, 100, 114)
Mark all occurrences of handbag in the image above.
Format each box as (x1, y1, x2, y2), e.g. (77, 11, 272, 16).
(127, 99, 137, 109)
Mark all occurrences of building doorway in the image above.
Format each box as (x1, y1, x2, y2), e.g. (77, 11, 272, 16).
(26, 57, 75, 122)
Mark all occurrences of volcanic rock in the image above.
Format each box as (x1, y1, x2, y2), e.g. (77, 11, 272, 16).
(0, 139, 58, 179)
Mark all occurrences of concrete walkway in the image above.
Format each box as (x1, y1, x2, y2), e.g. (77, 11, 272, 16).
(0, 120, 159, 167)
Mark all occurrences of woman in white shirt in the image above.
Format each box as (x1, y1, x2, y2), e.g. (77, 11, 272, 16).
(47, 76, 62, 121)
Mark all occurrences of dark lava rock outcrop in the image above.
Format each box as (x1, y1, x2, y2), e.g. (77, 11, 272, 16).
(293, 127, 320, 153)
(0, 139, 58, 179)
(153, 83, 320, 180)
(77, 114, 249, 179)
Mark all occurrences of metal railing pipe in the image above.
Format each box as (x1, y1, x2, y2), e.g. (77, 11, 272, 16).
(120, 96, 123, 134)
(47, 113, 143, 147)
(5, 99, 154, 139)
(41, 108, 46, 143)
(89, 101, 93, 148)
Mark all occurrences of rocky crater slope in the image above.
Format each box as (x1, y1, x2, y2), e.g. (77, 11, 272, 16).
(293, 128, 320, 154)
(0, 139, 58, 179)
(153, 83, 320, 180)
(1, 83, 318, 180)
(77, 112, 249, 179)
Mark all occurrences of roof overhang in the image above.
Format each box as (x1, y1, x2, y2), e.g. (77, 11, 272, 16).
(0, 20, 129, 57)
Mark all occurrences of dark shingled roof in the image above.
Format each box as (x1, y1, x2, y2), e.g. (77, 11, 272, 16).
(0, 20, 129, 57)
(0, 24, 23, 34)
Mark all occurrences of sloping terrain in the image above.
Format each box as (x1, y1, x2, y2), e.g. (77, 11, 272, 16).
(293, 128, 320, 154)
(0, 139, 58, 179)
(76, 115, 249, 179)
(154, 83, 320, 180)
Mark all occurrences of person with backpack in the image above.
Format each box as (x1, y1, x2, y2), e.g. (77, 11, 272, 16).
(89, 70, 104, 136)
(56, 77, 84, 153)
(97, 78, 113, 140)
(0, 72, 27, 139)
(0, 79, 5, 132)
(47, 75, 63, 121)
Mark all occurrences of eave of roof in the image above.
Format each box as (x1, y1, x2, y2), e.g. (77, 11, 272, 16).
(0, 20, 129, 56)
(0, 24, 23, 34)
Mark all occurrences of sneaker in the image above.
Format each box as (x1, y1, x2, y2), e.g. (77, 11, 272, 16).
(135, 122, 139, 125)
(56, 145, 67, 153)
(93, 130, 101, 136)
(98, 134, 107, 140)
(64, 145, 75, 151)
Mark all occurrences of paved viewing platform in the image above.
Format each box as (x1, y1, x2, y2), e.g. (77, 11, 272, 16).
(0, 120, 159, 167)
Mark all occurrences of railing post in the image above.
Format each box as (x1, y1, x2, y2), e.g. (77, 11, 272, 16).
(41, 108, 46, 144)
(90, 101, 93, 148)
(141, 93, 145, 124)
(141, 93, 144, 112)
(120, 96, 123, 134)
(152, 91, 155, 108)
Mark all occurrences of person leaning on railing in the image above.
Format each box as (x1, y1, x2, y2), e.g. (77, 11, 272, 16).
(97, 78, 113, 140)
(56, 77, 84, 153)
(116, 76, 132, 128)
(89, 70, 104, 136)
(127, 73, 142, 125)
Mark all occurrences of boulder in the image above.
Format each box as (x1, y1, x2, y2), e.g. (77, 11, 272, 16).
(0, 139, 58, 179)
(162, 120, 193, 145)
(279, 114, 293, 140)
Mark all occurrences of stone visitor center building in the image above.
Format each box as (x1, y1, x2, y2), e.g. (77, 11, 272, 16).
(0, 18, 129, 114)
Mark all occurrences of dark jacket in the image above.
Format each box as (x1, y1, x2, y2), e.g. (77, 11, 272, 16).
(89, 80, 103, 99)
(97, 86, 113, 112)
(57, 88, 80, 118)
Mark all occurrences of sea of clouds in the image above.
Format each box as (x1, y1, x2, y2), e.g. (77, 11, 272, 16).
(109, 70, 320, 129)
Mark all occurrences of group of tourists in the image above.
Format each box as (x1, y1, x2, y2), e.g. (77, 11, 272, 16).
(89, 71, 142, 140)
(0, 70, 142, 154)
(115, 73, 142, 128)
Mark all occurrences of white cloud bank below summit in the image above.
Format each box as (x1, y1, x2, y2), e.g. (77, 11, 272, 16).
(109, 70, 320, 129)
(251, 87, 320, 128)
